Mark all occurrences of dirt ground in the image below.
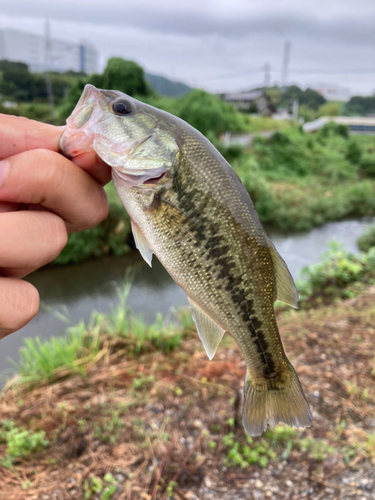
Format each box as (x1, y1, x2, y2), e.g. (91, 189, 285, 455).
(1, 288, 375, 500)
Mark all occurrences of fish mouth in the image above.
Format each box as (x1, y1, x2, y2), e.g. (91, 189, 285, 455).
(59, 86, 105, 159)
(143, 171, 167, 185)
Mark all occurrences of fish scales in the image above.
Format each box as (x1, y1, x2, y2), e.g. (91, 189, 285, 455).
(59, 84, 312, 436)
(124, 138, 287, 381)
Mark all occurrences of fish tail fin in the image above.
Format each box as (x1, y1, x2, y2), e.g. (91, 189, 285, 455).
(242, 368, 312, 437)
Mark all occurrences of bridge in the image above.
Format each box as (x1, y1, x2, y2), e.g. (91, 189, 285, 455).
(303, 116, 375, 133)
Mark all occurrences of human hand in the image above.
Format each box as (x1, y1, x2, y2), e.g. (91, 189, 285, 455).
(0, 114, 112, 339)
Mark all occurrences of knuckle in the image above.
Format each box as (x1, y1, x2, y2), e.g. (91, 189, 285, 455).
(82, 189, 109, 229)
(19, 149, 62, 204)
(25, 283, 40, 321)
(92, 190, 109, 225)
(33, 149, 61, 184)
(46, 215, 68, 260)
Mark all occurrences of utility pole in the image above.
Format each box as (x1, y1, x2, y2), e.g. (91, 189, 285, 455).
(281, 40, 290, 92)
(44, 18, 55, 116)
(263, 62, 270, 90)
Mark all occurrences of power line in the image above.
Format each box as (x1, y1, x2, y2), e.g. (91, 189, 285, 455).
(199, 66, 375, 83)
(199, 68, 264, 81)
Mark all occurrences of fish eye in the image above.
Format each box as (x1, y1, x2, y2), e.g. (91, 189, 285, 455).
(112, 99, 132, 115)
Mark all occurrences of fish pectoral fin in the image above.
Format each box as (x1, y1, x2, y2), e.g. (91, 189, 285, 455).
(187, 297, 225, 360)
(131, 220, 153, 267)
(269, 243, 299, 309)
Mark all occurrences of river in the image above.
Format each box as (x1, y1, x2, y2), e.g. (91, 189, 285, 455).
(0, 217, 373, 385)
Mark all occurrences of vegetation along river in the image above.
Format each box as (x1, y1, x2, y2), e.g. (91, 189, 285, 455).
(0, 217, 373, 386)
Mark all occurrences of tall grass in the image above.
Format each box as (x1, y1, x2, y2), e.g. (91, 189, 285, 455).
(14, 278, 184, 386)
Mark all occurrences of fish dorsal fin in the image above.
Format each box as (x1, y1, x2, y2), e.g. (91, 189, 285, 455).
(187, 297, 225, 360)
(269, 243, 299, 309)
(131, 220, 153, 267)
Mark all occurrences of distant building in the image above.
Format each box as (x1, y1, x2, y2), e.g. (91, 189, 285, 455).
(0, 28, 98, 74)
(223, 90, 276, 116)
(309, 83, 351, 102)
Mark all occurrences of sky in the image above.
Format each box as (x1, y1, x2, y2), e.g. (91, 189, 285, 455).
(1, 0, 374, 96)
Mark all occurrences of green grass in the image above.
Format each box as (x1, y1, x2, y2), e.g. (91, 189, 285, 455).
(14, 278, 184, 386)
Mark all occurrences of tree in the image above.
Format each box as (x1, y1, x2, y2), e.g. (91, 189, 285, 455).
(59, 58, 152, 120)
(176, 89, 245, 136)
(101, 58, 152, 97)
(0, 60, 35, 101)
(299, 88, 326, 110)
(318, 102, 341, 117)
(345, 95, 375, 116)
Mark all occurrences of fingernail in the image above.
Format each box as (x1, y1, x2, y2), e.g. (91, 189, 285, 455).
(0, 160, 9, 188)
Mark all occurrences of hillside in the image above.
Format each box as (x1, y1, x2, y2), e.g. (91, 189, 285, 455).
(145, 73, 192, 98)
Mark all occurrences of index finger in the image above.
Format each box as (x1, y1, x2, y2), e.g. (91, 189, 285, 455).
(0, 115, 62, 159)
(0, 114, 111, 185)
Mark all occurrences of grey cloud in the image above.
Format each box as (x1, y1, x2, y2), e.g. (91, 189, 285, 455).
(1, 0, 374, 94)
(1, 0, 375, 46)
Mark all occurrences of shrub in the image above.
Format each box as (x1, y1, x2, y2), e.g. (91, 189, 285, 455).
(360, 155, 375, 178)
(357, 225, 375, 252)
(346, 141, 363, 164)
(176, 89, 246, 137)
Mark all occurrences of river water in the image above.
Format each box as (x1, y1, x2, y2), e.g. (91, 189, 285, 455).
(0, 217, 373, 385)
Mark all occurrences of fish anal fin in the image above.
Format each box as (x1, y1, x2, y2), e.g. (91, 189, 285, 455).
(269, 243, 299, 309)
(187, 297, 225, 360)
(131, 220, 153, 267)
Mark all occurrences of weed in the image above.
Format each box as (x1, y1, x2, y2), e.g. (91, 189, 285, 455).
(132, 374, 155, 393)
(299, 437, 336, 461)
(223, 432, 276, 468)
(223, 425, 337, 469)
(21, 480, 33, 490)
(0, 420, 49, 468)
(165, 480, 178, 499)
(83, 473, 118, 499)
(93, 410, 124, 445)
(357, 224, 375, 252)
(15, 315, 101, 384)
(297, 241, 375, 305)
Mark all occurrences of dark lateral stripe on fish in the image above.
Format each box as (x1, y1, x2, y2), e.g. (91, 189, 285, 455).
(172, 161, 277, 379)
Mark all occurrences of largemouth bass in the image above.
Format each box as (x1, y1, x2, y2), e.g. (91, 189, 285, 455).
(60, 84, 312, 436)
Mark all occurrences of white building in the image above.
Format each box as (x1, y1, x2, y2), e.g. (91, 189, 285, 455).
(309, 83, 352, 102)
(0, 28, 98, 74)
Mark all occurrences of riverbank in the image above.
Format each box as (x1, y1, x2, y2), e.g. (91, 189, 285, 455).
(1, 248, 375, 499)
(1, 288, 375, 499)
(55, 124, 375, 266)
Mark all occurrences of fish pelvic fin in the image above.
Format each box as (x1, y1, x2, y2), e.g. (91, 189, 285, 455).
(131, 220, 153, 267)
(187, 297, 225, 360)
(242, 368, 312, 437)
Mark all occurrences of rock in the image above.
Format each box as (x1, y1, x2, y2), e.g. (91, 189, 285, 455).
(204, 476, 212, 488)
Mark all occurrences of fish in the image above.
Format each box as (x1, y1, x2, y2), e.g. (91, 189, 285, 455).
(59, 84, 312, 436)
